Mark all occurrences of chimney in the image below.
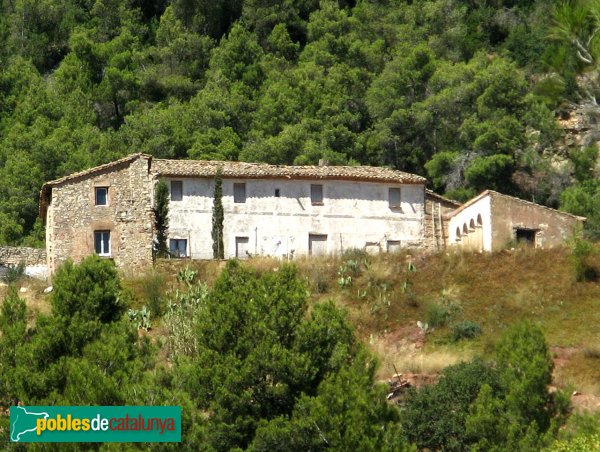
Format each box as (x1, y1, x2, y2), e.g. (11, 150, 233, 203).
(318, 159, 330, 167)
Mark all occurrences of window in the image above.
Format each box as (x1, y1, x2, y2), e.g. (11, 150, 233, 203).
(387, 240, 401, 253)
(389, 188, 401, 209)
(171, 181, 183, 201)
(94, 231, 111, 256)
(311, 184, 323, 205)
(95, 187, 108, 206)
(169, 239, 188, 258)
(235, 236, 250, 258)
(234, 183, 246, 203)
(309, 234, 327, 255)
(275, 188, 280, 198)
(515, 228, 536, 247)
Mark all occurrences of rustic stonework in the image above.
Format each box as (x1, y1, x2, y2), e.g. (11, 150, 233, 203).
(0, 246, 46, 266)
(423, 190, 462, 252)
(42, 154, 154, 274)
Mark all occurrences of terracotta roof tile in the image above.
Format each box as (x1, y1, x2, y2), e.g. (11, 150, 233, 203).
(152, 159, 426, 184)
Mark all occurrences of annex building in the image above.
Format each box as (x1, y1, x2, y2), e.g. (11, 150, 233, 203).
(39, 153, 585, 275)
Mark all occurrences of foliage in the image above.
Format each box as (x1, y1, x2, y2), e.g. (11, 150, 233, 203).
(164, 280, 209, 358)
(466, 321, 566, 450)
(127, 306, 152, 331)
(212, 165, 224, 259)
(153, 178, 170, 259)
(450, 320, 483, 342)
(51, 255, 124, 323)
(142, 269, 167, 316)
(171, 260, 407, 449)
(0, 0, 590, 246)
(402, 359, 500, 451)
(426, 302, 453, 328)
(569, 236, 598, 282)
(0, 256, 152, 407)
(1, 261, 25, 285)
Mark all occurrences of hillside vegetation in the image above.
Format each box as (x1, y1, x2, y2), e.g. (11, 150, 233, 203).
(2, 0, 600, 245)
(4, 246, 600, 448)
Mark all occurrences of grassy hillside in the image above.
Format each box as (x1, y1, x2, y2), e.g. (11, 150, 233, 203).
(4, 246, 600, 404)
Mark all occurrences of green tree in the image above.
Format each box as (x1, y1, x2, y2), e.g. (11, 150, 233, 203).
(153, 178, 170, 258)
(466, 321, 567, 450)
(402, 359, 500, 451)
(212, 166, 224, 259)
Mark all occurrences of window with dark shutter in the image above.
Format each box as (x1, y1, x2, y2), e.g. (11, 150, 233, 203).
(311, 184, 323, 205)
(171, 181, 183, 201)
(234, 183, 246, 203)
(389, 188, 401, 209)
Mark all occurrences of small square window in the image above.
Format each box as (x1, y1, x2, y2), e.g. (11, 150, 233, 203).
(234, 183, 246, 203)
(94, 231, 111, 256)
(95, 187, 108, 206)
(311, 184, 323, 205)
(389, 188, 401, 209)
(169, 239, 188, 258)
(171, 181, 183, 201)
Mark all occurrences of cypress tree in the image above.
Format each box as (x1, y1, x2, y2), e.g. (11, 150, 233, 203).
(212, 166, 224, 259)
(154, 178, 170, 259)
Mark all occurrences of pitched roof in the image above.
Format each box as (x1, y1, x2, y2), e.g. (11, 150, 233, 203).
(151, 159, 426, 184)
(447, 190, 586, 221)
(39, 153, 151, 221)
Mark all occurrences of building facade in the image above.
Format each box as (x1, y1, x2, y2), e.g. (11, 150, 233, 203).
(448, 190, 585, 252)
(40, 155, 586, 275)
(41, 154, 427, 273)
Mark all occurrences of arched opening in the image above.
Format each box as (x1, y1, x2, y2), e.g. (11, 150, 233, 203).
(455, 227, 461, 242)
(463, 224, 468, 234)
(476, 214, 482, 226)
(469, 219, 475, 231)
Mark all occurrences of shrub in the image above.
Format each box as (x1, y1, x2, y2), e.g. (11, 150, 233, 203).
(451, 321, 482, 342)
(2, 261, 25, 285)
(402, 359, 500, 451)
(51, 256, 123, 323)
(570, 237, 598, 282)
(426, 302, 452, 327)
(142, 270, 167, 317)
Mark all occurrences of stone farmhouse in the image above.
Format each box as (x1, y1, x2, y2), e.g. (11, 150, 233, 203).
(448, 190, 586, 252)
(38, 153, 585, 275)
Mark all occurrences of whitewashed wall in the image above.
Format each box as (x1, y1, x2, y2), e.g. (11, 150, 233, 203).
(448, 195, 492, 251)
(166, 178, 425, 259)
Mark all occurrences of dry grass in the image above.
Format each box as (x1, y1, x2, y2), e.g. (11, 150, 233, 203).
(5, 246, 600, 397)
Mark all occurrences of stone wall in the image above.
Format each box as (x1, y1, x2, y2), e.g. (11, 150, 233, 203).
(489, 192, 584, 250)
(45, 155, 154, 274)
(0, 246, 47, 266)
(422, 193, 461, 252)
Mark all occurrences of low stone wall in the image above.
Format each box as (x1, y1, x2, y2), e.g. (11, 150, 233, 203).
(0, 246, 47, 266)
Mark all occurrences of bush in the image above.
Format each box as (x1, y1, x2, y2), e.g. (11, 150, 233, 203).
(51, 256, 123, 323)
(426, 302, 452, 327)
(2, 261, 25, 285)
(570, 237, 598, 282)
(451, 321, 482, 342)
(142, 270, 167, 316)
(402, 359, 500, 451)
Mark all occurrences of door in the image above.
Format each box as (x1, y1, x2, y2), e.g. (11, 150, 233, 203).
(309, 234, 328, 256)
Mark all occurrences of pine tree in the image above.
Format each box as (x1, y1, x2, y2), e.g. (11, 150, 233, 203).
(154, 178, 170, 258)
(212, 166, 224, 259)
